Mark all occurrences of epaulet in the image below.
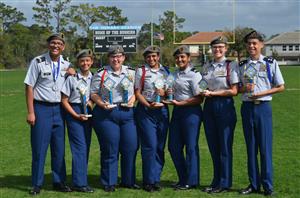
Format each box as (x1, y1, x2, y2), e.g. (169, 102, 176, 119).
(91, 71, 94, 75)
(97, 67, 105, 73)
(127, 66, 135, 71)
(138, 65, 145, 68)
(263, 56, 274, 63)
(36, 56, 46, 63)
(239, 60, 247, 67)
(191, 67, 200, 73)
(225, 59, 232, 63)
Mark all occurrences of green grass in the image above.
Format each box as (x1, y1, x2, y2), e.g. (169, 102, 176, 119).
(1, 66, 300, 198)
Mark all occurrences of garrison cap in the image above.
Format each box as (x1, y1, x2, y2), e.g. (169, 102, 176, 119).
(47, 33, 65, 44)
(243, 30, 264, 43)
(108, 45, 124, 55)
(173, 45, 190, 56)
(76, 49, 93, 59)
(143, 45, 160, 56)
(210, 36, 228, 45)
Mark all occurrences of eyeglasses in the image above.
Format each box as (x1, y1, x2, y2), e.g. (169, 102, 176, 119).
(49, 41, 64, 47)
(145, 54, 158, 59)
(109, 54, 124, 59)
(212, 45, 226, 49)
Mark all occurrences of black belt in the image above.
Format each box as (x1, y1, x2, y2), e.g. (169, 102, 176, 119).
(34, 100, 60, 105)
(243, 100, 270, 105)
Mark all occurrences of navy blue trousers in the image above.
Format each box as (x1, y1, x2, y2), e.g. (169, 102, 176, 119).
(31, 101, 66, 187)
(168, 105, 202, 186)
(135, 103, 169, 185)
(65, 104, 92, 187)
(203, 97, 236, 188)
(241, 101, 273, 192)
(92, 105, 138, 186)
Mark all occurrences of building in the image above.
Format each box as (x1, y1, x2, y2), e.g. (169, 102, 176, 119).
(265, 32, 300, 65)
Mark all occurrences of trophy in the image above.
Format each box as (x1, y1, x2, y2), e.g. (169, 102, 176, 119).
(153, 77, 165, 105)
(103, 77, 117, 108)
(244, 65, 257, 97)
(165, 74, 175, 101)
(120, 76, 131, 106)
(77, 81, 92, 117)
(199, 78, 208, 93)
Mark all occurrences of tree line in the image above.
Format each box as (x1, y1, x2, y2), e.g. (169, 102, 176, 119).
(1, 1, 261, 69)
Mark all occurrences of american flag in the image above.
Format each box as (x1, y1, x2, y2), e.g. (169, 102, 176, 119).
(154, 32, 164, 41)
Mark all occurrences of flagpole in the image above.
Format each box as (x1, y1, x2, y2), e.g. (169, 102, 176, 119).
(151, 2, 153, 46)
(159, 15, 162, 63)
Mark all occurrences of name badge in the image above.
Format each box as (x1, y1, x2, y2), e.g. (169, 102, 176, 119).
(41, 71, 52, 78)
(214, 70, 226, 77)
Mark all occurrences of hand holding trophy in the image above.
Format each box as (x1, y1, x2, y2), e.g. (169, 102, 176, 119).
(153, 77, 165, 107)
(103, 77, 117, 108)
(78, 81, 92, 118)
(199, 78, 208, 93)
(244, 65, 257, 97)
(163, 74, 175, 104)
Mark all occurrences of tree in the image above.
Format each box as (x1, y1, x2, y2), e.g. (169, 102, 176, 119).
(0, 2, 26, 32)
(32, 0, 71, 32)
(100, 6, 128, 26)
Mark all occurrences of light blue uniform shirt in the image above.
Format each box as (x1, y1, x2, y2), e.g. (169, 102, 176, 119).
(61, 71, 93, 104)
(135, 64, 169, 102)
(90, 65, 135, 103)
(202, 57, 239, 91)
(24, 52, 70, 103)
(239, 54, 284, 101)
(173, 65, 202, 101)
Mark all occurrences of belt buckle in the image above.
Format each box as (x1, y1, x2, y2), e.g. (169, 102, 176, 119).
(254, 100, 261, 105)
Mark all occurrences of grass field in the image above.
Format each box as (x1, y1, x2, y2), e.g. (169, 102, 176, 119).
(0, 66, 299, 198)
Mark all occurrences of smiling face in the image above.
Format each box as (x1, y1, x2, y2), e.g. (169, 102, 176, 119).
(109, 53, 125, 70)
(144, 52, 160, 68)
(78, 56, 93, 73)
(246, 38, 264, 59)
(48, 39, 65, 59)
(175, 53, 190, 70)
(211, 43, 227, 60)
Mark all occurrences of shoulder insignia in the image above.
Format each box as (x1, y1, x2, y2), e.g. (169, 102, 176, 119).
(97, 67, 105, 73)
(239, 60, 247, 67)
(191, 67, 200, 73)
(36, 56, 46, 63)
(225, 59, 232, 63)
(127, 66, 136, 71)
(263, 56, 274, 63)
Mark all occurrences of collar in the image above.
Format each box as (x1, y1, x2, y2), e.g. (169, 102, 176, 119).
(248, 54, 264, 65)
(107, 65, 126, 75)
(77, 70, 92, 80)
(179, 65, 192, 74)
(146, 63, 164, 73)
(46, 52, 65, 65)
(212, 57, 226, 67)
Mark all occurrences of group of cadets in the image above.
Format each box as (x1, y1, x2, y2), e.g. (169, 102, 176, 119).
(24, 30, 285, 196)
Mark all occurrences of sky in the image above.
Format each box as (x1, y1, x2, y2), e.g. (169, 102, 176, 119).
(2, 0, 300, 38)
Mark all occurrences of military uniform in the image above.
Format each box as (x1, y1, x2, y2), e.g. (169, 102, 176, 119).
(202, 56, 239, 190)
(239, 54, 284, 193)
(24, 49, 70, 189)
(135, 63, 170, 187)
(61, 52, 93, 189)
(168, 45, 202, 188)
(91, 46, 138, 189)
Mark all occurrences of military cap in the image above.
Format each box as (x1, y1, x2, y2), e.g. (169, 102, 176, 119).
(47, 33, 65, 44)
(76, 49, 93, 59)
(143, 45, 160, 56)
(210, 36, 228, 45)
(243, 30, 264, 43)
(173, 45, 190, 56)
(107, 45, 124, 55)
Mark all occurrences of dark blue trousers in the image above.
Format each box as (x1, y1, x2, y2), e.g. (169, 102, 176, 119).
(31, 101, 66, 187)
(65, 104, 92, 187)
(92, 105, 138, 186)
(168, 105, 202, 186)
(203, 97, 236, 188)
(241, 101, 273, 192)
(135, 103, 169, 185)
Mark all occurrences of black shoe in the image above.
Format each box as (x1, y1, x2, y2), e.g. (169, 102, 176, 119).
(153, 183, 161, 191)
(264, 190, 274, 196)
(53, 183, 72, 192)
(72, 186, 94, 193)
(104, 185, 115, 192)
(174, 184, 196, 190)
(143, 184, 155, 192)
(209, 187, 229, 193)
(239, 185, 259, 195)
(120, 183, 141, 190)
(202, 186, 213, 193)
(29, 186, 41, 195)
(171, 182, 181, 188)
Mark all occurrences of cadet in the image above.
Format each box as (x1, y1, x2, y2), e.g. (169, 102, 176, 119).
(201, 36, 239, 193)
(167, 45, 203, 190)
(61, 49, 94, 193)
(238, 30, 285, 196)
(90, 45, 138, 192)
(134, 46, 169, 192)
(24, 33, 74, 195)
